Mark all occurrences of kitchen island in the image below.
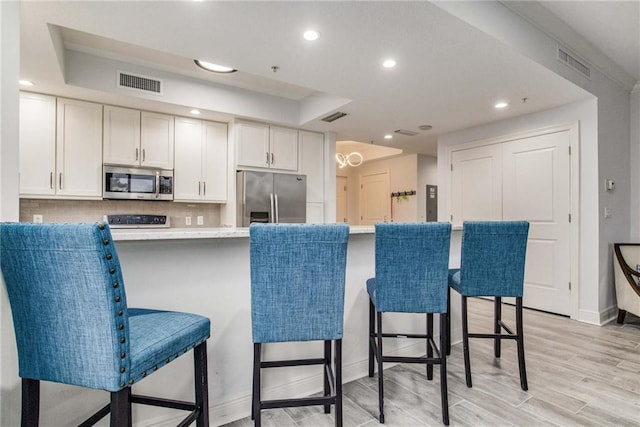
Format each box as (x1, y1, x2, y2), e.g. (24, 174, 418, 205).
(32, 226, 461, 426)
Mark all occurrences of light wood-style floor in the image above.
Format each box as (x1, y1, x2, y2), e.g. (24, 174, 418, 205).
(224, 298, 640, 426)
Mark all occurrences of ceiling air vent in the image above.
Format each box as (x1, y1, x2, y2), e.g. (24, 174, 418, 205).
(321, 111, 348, 122)
(394, 129, 418, 136)
(557, 47, 591, 79)
(117, 71, 163, 94)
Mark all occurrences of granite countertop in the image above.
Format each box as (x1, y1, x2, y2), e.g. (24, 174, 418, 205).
(110, 225, 375, 241)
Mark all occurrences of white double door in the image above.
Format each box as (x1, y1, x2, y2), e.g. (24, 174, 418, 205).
(451, 130, 572, 316)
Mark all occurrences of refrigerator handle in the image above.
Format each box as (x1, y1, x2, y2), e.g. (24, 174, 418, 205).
(270, 193, 275, 223)
(274, 193, 279, 223)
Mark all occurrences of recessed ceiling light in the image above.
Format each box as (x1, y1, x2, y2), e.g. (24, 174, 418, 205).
(418, 125, 433, 131)
(383, 59, 397, 68)
(303, 30, 319, 41)
(194, 60, 237, 73)
(494, 101, 508, 109)
(384, 134, 393, 140)
(190, 109, 201, 115)
(19, 80, 34, 86)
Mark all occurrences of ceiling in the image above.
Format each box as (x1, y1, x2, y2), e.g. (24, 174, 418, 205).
(19, 1, 633, 158)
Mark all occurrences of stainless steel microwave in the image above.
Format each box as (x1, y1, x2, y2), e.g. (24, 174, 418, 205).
(103, 166, 173, 201)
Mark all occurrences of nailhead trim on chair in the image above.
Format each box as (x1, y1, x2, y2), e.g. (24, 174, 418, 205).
(96, 222, 129, 390)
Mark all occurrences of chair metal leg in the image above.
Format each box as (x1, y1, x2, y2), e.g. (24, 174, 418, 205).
(324, 340, 332, 414)
(426, 313, 434, 380)
(516, 297, 528, 391)
(494, 297, 502, 358)
(446, 287, 451, 356)
(376, 311, 385, 424)
(617, 309, 627, 324)
(110, 387, 131, 427)
(368, 299, 375, 377)
(252, 343, 262, 426)
(21, 378, 39, 427)
(194, 342, 209, 427)
(335, 339, 343, 427)
(439, 313, 450, 426)
(461, 296, 472, 388)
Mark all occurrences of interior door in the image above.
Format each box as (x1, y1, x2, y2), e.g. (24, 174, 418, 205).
(359, 171, 390, 225)
(336, 176, 348, 223)
(502, 130, 571, 315)
(450, 144, 502, 225)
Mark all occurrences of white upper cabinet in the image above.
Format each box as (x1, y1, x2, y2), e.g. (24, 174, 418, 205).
(174, 117, 227, 202)
(20, 94, 103, 199)
(103, 106, 141, 166)
(104, 107, 174, 169)
(141, 112, 174, 169)
(19, 92, 57, 196)
(55, 98, 103, 198)
(236, 121, 298, 171)
(269, 126, 298, 171)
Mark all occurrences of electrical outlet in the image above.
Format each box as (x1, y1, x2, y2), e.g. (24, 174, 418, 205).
(33, 214, 43, 223)
(197, 216, 204, 225)
(604, 207, 612, 219)
(185, 216, 192, 226)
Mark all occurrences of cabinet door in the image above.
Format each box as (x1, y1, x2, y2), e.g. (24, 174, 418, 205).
(174, 117, 204, 201)
(103, 105, 140, 166)
(236, 121, 270, 168)
(299, 130, 324, 203)
(202, 121, 228, 202)
(56, 98, 103, 198)
(19, 92, 56, 196)
(269, 126, 298, 171)
(141, 112, 174, 169)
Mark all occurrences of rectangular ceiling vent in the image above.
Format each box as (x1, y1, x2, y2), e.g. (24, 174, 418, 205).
(321, 111, 348, 122)
(117, 71, 163, 95)
(557, 47, 591, 79)
(394, 129, 418, 136)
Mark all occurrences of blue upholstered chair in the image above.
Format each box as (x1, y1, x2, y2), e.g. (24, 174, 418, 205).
(367, 223, 451, 425)
(249, 223, 349, 427)
(0, 222, 210, 426)
(447, 221, 529, 391)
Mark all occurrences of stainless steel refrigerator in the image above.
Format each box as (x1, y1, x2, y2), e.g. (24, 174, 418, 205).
(236, 170, 307, 226)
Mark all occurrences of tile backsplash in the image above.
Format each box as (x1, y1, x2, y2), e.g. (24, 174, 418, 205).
(19, 199, 221, 228)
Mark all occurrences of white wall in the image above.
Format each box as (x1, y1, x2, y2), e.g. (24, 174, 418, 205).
(630, 88, 640, 239)
(438, 99, 601, 322)
(1, 1, 21, 424)
(434, 1, 632, 324)
(339, 153, 420, 224)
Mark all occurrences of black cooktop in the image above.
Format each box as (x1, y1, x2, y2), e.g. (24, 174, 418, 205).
(106, 214, 170, 228)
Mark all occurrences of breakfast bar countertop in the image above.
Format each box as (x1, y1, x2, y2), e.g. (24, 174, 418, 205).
(110, 225, 375, 241)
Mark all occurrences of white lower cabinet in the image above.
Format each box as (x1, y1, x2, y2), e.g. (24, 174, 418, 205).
(20, 93, 103, 199)
(174, 117, 227, 202)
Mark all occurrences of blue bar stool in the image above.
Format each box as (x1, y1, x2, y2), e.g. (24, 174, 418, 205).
(367, 223, 451, 425)
(0, 222, 211, 426)
(447, 221, 529, 391)
(250, 223, 349, 427)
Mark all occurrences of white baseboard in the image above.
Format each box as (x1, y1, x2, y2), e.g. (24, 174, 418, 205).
(578, 305, 618, 326)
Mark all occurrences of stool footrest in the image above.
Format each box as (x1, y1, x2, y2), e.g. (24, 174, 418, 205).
(372, 332, 430, 339)
(468, 332, 518, 340)
(131, 394, 197, 411)
(261, 358, 325, 368)
(382, 355, 443, 364)
(262, 395, 337, 410)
